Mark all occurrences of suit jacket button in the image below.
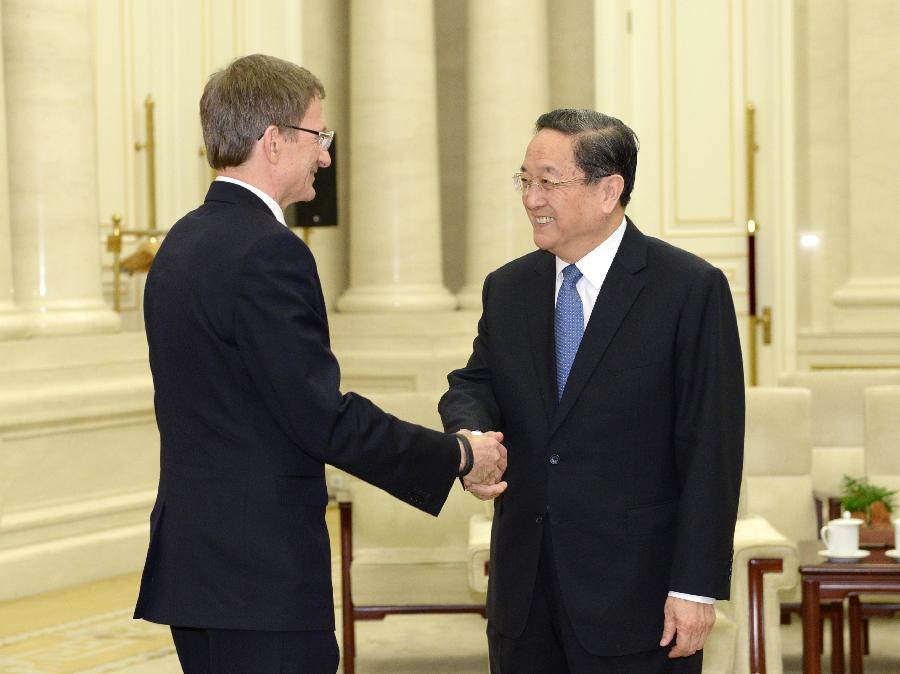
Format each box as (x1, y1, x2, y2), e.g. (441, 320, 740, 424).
(535, 515, 544, 524)
(549, 454, 560, 465)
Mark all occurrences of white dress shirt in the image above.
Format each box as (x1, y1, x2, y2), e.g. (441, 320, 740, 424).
(554, 217, 627, 319)
(215, 176, 287, 227)
(554, 217, 714, 606)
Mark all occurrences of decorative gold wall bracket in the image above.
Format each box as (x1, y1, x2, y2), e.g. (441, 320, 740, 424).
(102, 95, 164, 312)
(105, 214, 164, 312)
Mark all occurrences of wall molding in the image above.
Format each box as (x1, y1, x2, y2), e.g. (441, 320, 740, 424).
(0, 523, 150, 602)
(832, 278, 900, 307)
(1, 489, 156, 538)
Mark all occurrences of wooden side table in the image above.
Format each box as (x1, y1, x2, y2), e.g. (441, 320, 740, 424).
(800, 543, 900, 674)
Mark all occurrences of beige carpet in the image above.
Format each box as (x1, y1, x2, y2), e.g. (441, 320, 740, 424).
(779, 617, 900, 674)
(2, 573, 899, 673)
(0, 575, 176, 674)
(0, 573, 489, 673)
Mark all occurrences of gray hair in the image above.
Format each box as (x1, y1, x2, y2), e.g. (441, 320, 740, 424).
(535, 109, 639, 207)
(200, 54, 325, 169)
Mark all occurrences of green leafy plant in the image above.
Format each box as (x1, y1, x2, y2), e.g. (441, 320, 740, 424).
(840, 475, 896, 517)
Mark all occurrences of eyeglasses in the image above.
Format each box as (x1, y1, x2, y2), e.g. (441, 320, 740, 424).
(512, 172, 586, 194)
(257, 125, 334, 150)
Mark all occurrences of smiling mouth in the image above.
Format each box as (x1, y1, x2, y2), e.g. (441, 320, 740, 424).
(534, 216, 554, 225)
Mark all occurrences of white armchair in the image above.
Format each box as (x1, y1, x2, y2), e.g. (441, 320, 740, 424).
(864, 384, 900, 496)
(467, 505, 492, 596)
(743, 387, 818, 546)
(742, 387, 823, 635)
(778, 369, 900, 507)
(336, 392, 486, 674)
(718, 516, 799, 674)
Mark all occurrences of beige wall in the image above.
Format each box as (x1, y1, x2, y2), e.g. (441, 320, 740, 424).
(6, 0, 886, 361)
(0, 0, 898, 599)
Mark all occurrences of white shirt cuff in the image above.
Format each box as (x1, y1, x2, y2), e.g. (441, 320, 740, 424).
(668, 591, 715, 604)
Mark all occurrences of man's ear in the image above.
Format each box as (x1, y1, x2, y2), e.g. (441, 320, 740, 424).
(260, 126, 280, 164)
(602, 174, 625, 212)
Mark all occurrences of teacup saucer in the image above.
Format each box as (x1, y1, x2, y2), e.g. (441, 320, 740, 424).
(885, 549, 900, 561)
(817, 549, 870, 563)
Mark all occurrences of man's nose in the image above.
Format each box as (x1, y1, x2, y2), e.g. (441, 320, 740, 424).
(319, 148, 332, 168)
(523, 185, 546, 210)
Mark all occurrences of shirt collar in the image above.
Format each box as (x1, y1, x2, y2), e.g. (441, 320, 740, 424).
(555, 216, 628, 288)
(214, 176, 286, 227)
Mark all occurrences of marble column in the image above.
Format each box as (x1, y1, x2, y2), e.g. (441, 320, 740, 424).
(456, 0, 549, 309)
(0, 6, 27, 338)
(3, 0, 120, 336)
(337, 0, 456, 312)
(301, 0, 349, 311)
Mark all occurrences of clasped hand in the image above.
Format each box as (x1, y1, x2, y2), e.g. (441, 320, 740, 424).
(457, 429, 507, 500)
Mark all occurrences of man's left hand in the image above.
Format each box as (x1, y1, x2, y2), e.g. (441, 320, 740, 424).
(659, 596, 716, 658)
(463, 477, 507, 500)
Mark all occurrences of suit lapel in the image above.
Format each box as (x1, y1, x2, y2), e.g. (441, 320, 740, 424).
(524, 252, 557, 425)
(551, 220, 648, 435)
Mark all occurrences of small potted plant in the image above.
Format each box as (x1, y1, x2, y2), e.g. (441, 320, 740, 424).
(840, 475, 897, 545)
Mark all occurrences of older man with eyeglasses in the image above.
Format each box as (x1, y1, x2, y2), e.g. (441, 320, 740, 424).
(133, 54, 507, 674)
(440, 109, 744, 673)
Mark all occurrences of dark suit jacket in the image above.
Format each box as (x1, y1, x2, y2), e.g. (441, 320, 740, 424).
(134, 181, 460, 631)
(439, 219, 744, 656)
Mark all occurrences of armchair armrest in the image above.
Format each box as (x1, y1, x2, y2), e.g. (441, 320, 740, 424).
(467, 513, 492, 595)
(728, 516, 799, 674)
(326, 465, 352, 505)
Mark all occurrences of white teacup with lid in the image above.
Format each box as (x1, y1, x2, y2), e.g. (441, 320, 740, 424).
(820, 511, 863, 555)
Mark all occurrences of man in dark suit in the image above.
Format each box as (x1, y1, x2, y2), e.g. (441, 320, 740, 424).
(133, 54, 507, 674)
(440, 109, 744, 673)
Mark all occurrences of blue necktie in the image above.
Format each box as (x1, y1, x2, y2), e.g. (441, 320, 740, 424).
(555, 264, 584, 401)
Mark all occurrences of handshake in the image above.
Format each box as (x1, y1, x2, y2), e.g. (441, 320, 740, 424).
(455, 430, 508, 500)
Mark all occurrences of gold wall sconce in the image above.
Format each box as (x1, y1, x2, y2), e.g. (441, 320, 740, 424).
(105, 94, 162, 312)
(106, 214, 163, 311)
